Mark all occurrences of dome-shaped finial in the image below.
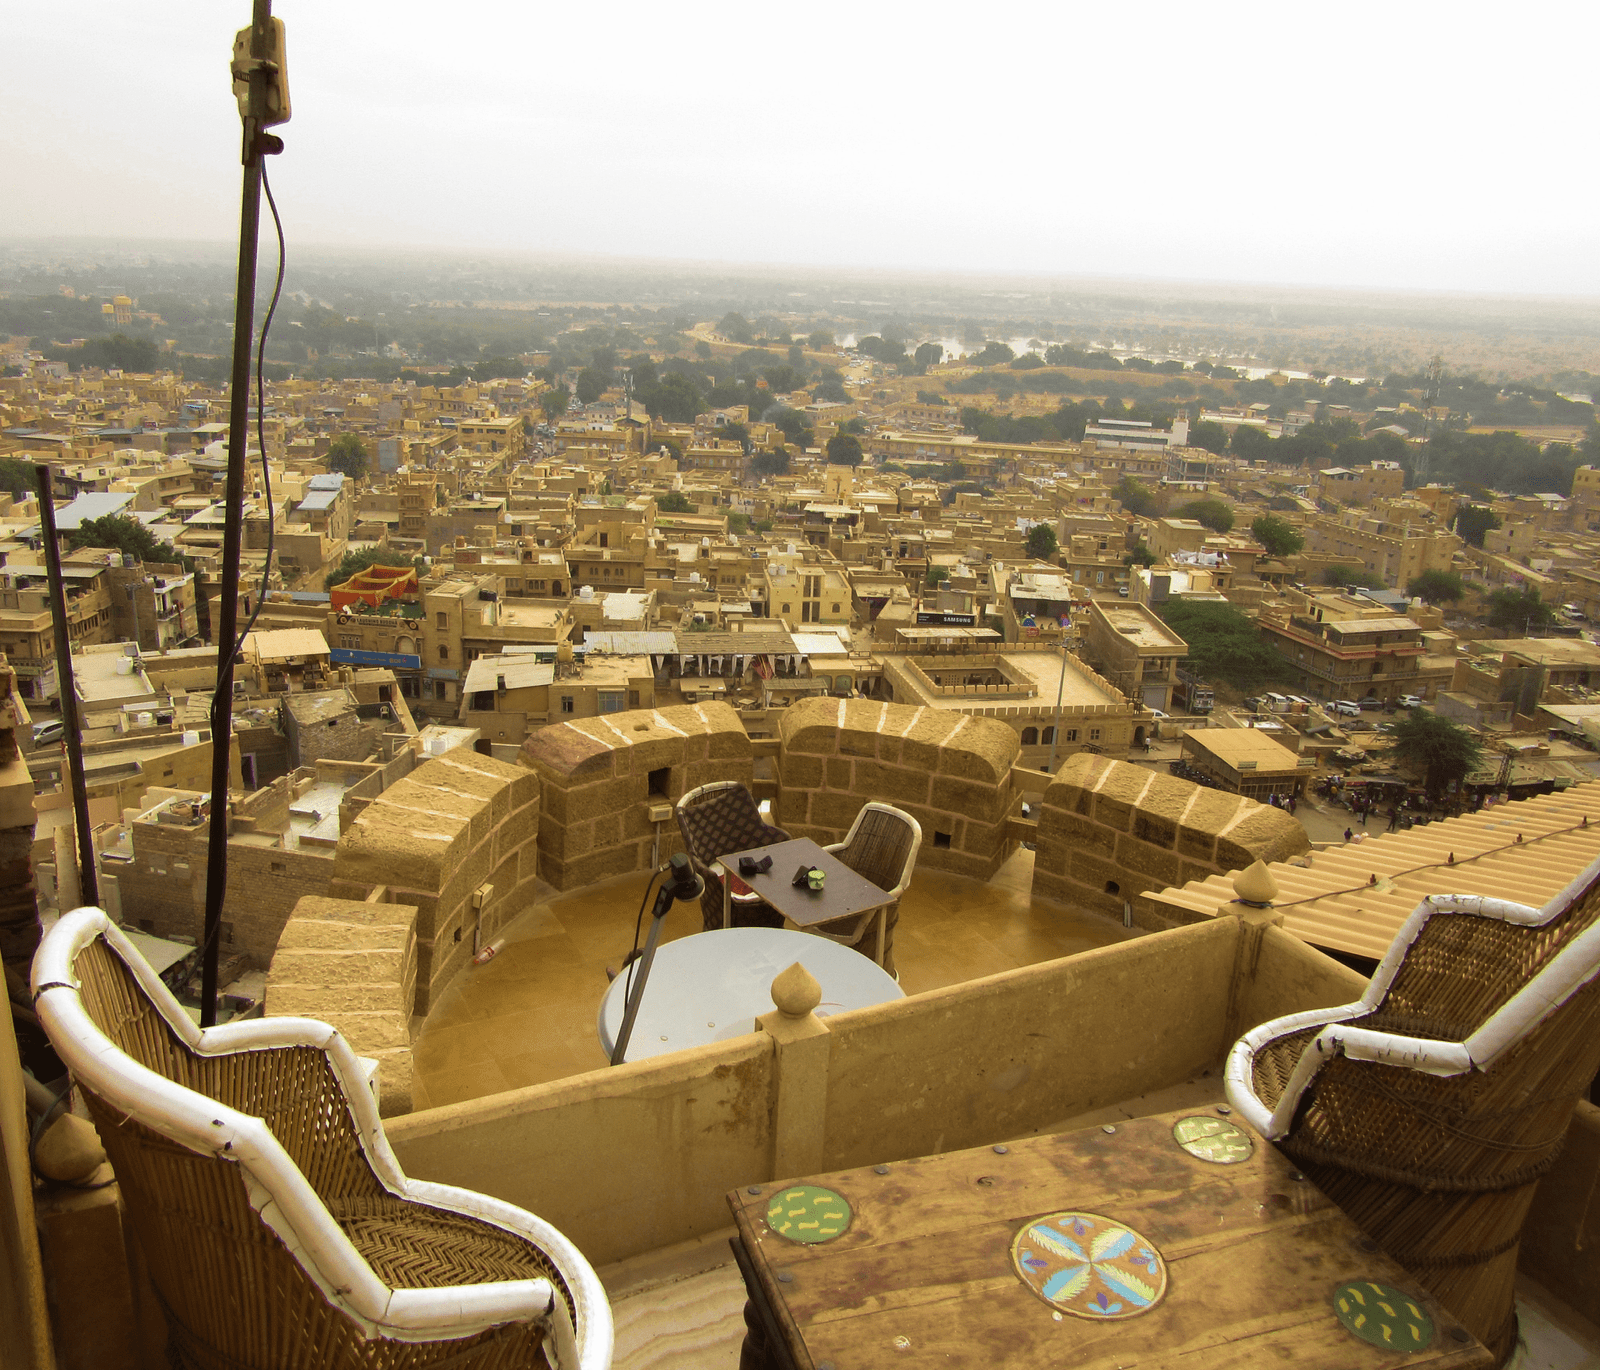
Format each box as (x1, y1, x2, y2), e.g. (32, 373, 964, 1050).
(771, 961, 822, 1017)
(1232, 859, 1278, 908)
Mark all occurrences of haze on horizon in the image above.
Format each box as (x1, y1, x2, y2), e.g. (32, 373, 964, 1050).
(5, 1, 1598, 299)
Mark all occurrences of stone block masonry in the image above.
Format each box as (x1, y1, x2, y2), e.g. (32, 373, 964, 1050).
(776, 697, 1021, 881)
(266, 895, 419, 1116)
(334, 748, 540, 1016)
(1033, 754, 1310, 927)
(521, 702, 752, 892)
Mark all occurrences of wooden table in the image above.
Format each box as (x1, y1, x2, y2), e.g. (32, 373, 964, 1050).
(719, 837, 893, 965)
(595, 927, 903, 1063)
(727, 1107, 1491, 1370)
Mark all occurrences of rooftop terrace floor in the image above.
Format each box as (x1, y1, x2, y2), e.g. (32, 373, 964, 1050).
(412, 847, 1138, 1111)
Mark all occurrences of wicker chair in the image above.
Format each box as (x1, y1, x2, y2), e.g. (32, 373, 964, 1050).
(676, 780, 790, 932)
(1225, 854, 1600, 1366)
(808, 802, 922, 976)
(32, 908, 612, 1370)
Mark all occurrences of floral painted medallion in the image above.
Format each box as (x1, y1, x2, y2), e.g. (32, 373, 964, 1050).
(1011, 1211, 1167, 1320)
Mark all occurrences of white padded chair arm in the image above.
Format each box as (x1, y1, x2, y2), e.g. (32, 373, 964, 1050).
(32, 911, 612, 1360)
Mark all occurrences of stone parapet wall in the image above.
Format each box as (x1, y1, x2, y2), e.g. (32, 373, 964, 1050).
(334, 749, 539, 1015)
(1033, 754, 1310, 927)
(265, 894, 419, 1116)
(775, 697, 1020, 881)
(520, 702, 752, 892)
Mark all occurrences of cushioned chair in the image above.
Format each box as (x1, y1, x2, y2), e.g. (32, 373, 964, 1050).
(32, 908, 612, 1370)
(808, 802, 922, 976)
(676, 781, 790, 932)
(1225, 855, 1600, 1366)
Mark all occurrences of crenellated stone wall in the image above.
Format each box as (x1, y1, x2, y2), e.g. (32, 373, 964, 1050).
(334, 748, 539, 1014)
(520, 702, 752, 892)
(1033, 753, 1311, 927)
(775, 698, 1021, 880)
(265, 894, 419, 1116)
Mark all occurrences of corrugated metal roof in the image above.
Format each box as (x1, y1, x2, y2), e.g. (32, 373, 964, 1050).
(463, 657, 554, 693)
(1144, 788, 1600, 961)
(307, 473, 345, 490)
(582, 631, 677, 655)
(791, 632, 852, 657)
(243, 628, 330, 661)
(54, 491, 135, 530)
(297, 491, 338, 512)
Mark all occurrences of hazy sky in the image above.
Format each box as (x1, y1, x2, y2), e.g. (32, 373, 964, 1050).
(6, 2, 1598, 296)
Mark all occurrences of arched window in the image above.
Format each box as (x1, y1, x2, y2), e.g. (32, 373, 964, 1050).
(1021, 726, 1038, 746)
(1041, 726, 1055, 745)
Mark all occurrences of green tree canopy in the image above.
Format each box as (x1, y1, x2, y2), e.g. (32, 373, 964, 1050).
(0, 456, 38, 499)
(1178, 498, 1235, 533)
(69, 514, 192, 572)
(656, 490, 693, 514)
(1407, 569, 1466, 604)
(1114, 475, 1157, 517)
(1322, 565, 1387, 590)
(926, 565, 950, 588)
(1188, 421, 1229, 455)
(326, 433, 369, 481)
(973, 340, 1015, 366)
(644, 372, 703, 423)
(1024, 523, 1059, 560)
(1231, 425, 1277, 461)
(1389, 710, 1483, 798)
(1485, 585, 1555, 634)
(771, 407, 814, 449)
(825, 431, 863, 466)
(324, 544, 425, 590)
(1123, 539, 1156, 568)
(538, 387, 570, 422)
(1452, 504, 1501, 548)
(806, 330, 833, 350)
(1250, 514, 1304, 558)
(574, 366, 610, 405)
(1155, 600, 1286, 691)
(913, 341, 943, 373)
(718, 312, 754, 344)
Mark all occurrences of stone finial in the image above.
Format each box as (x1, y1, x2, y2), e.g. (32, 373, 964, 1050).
(1232, 860, 1278, 908)
(770, 961, 822, 1018)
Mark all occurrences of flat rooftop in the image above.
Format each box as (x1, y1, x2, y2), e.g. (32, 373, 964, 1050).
(1186, 728, 1302, 771)
(1000, 652, 1123, 708)
(1098, 606, 1187, 650)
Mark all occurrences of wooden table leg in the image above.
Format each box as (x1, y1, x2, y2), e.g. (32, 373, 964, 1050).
(720, 864, 732, 929)
(875, 904, 886, 967)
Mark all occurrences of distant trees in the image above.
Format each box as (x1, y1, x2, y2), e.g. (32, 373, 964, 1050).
(1123, 539, 1157, 568)
(1486, 586, 1555, 634)
(772, 408, 815, 450)
(1188, 421, 1229, 455)
(1452, 504, 1501, 548)
(1177, 498, 1234, 533)
(973, 341, 1015, 366)
(1024, 524, 1059, 561)
(1406, 569, 1466, 604)
(916, 390, 946, 406)
(1323, 565, 1387, 590)
(644, 373, 703, 423)
(656, 490, 693, 514)
(575, 366, 610, 405)
(326, 434, 369, 481)
(825, 431, 863, 467)
(1389, 710, 1483, 798)
(1114, 476, 1157, 517)
(913, 341, 944, 374)
(812, 370, 848, 403)
(69, 514, 192, 572)
(1231, 426, 1276, 461)
(806, 330, 834, 350)
(1250, 514, 1304, 558)
(718, 312, 754, 344)
(751, 447, 791, 478)
(1156, 601, 1286, 691)
(926, 566, 950, 588)
(538, 388, 570, 422)
(0, 457, 36, 499)
(471, 355, 525, 381)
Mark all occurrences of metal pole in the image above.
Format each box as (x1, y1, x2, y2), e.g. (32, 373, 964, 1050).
(201, 0, 273, 1028)
(34, 466, 98, 908)
(1045, 640, 1068, 775)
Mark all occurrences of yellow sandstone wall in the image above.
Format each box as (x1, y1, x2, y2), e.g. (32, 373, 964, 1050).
(775, 698, 1021, 880)
(334, 749, 539, 1015)
(1034, 754, 1311, 925)
(265, 894, 420, 1115)
(521, 702, 753, 891)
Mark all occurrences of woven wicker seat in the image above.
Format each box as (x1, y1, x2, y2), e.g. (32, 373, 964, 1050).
(676, 781, 791, 933)
(32, 909, 613, 1370)
(808, 803, 921, 975)
(1224, 855, 1600, 1366)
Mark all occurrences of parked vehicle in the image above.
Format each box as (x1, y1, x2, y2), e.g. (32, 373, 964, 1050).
(1359, 697, 1384, 711)
(1398, 694, 1424, 709)
(1174, 672, 1214, 714)
(1330, 701, 1362, 717)
(31, 719, 64, 746)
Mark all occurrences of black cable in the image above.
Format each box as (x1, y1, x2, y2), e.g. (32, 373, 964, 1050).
(228, 157, 284, 667)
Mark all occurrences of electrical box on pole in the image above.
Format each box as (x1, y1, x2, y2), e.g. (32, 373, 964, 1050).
(231, 17, 291, 127)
